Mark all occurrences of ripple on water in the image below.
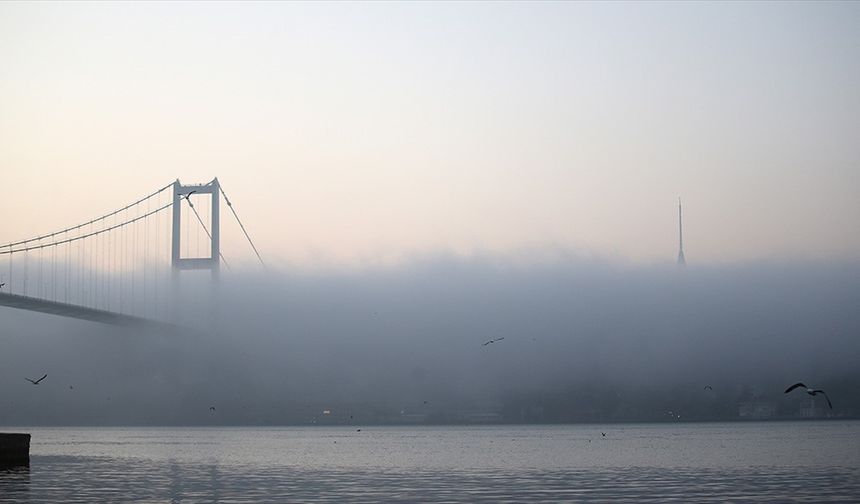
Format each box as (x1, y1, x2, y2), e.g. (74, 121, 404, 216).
(2, 457, 860, 503)
(4, 423, 860, 502)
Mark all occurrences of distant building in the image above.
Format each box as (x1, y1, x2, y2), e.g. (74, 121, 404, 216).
(799, 398, 828, 419)
(677, 197, 686, 266)
(737, 401, 777, 419)
(459, 411, 502, 424)
(519, 406, 545, 423)
(398, 413, 429, 424)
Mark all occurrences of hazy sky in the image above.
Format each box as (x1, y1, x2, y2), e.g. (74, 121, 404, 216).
(1, 1, 858, 266)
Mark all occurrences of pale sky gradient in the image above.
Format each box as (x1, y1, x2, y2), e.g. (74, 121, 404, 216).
(1, 1, 858, 267)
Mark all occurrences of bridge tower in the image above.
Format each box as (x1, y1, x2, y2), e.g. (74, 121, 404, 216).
(677, 197, 686, 267)
(171, 178, 220, 294)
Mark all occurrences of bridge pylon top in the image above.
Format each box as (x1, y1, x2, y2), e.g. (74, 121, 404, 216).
(172, 178, 220, 278)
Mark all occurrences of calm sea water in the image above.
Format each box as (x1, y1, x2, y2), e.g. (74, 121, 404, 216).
(2, 422, 859, 502)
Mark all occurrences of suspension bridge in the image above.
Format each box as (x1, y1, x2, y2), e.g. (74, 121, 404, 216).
(0, 178, 262, 327)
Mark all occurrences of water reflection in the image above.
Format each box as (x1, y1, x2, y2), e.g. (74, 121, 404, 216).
(4, 424, 860, 502)
(208, 464, 222, 504)
(2, 455, 859, 503)
(168, 460, 184, 504)
(0, 464, 29, 503)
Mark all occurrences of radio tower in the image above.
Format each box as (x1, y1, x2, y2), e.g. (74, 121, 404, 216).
(677, 197, 686, 266)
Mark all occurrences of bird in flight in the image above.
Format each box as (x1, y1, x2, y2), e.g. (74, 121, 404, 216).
(0, 282, 5, 289)
(25, 374, 47, 385)
(601, 432, 606, 437)
(209, 406, 216, 412)
(784, 383, 833, 409)
(482, 337, 505, 346)
(704, 385, 713, 391)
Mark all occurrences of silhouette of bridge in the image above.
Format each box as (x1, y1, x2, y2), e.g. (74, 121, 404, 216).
(0, 178, 262, 326)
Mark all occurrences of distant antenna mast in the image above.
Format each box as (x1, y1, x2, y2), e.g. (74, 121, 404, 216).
(677, 197, 686, 266)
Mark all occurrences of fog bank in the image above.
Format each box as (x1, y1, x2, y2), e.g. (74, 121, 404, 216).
(2, 256, 858, 425)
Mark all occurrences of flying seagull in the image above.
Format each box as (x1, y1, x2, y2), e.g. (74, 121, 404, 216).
(601, 432, 606, 437)
(784, 383, 833, 409)
(0, 282, 5, 289)
(209, 406, 216, 412)
(482, 337, 505, 346)
(25, 374, 47, 385)
(704, 385, 713, 391)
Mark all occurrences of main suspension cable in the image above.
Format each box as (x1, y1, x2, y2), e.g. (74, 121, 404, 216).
(0, 181, 174, 249)
(0, 202, 172, 255)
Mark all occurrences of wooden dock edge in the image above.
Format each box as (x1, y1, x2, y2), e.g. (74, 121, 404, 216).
(0, 433, 30, 466)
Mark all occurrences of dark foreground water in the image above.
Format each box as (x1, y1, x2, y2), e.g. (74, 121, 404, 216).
(2, 422, 859, 502)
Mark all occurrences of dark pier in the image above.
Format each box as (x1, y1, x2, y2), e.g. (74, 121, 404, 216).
(0, 433, 30, 466)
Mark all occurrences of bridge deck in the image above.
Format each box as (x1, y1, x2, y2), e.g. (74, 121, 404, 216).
(0, 292, 175, 330)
